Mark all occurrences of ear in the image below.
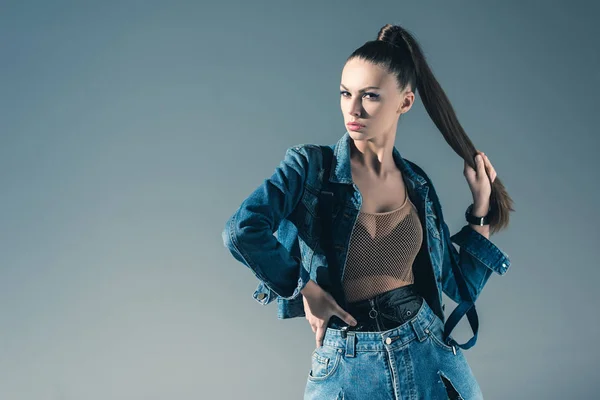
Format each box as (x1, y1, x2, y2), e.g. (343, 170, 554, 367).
(398, 91, 415, 114)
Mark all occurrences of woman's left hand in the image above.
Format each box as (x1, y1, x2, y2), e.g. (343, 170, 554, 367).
(464, 150, 497, 209)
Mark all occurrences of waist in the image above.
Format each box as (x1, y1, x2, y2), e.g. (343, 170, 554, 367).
(328, 284, 422, 330)
(346, 284, 420, 312)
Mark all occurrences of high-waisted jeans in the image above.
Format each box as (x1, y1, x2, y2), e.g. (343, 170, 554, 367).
(304, 284, 484, 400)
(327, 283, 425, 333)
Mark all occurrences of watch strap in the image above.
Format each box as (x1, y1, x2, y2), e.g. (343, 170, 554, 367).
(465, 203, 490, 226)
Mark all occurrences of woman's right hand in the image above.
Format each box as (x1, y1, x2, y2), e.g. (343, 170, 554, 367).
(301, 280, 358, 348)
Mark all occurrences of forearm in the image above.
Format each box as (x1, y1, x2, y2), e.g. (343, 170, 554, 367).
(223, 213, 308, 299)
(441, 220, 511, 302)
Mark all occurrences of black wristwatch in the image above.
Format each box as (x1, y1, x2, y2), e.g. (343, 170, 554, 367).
(465, 203, 490, 226)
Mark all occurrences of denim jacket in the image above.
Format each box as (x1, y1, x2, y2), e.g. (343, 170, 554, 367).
(221, 131, 511, 347)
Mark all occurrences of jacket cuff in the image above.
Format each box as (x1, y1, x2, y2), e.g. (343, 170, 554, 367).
(252, 256, 310, 304)
(449, 224, 511, 275)
(252, 281, 276, 305)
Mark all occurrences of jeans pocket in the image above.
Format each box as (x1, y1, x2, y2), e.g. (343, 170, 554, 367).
(307, 345, 342, 382)
(428, 317, 457, 354)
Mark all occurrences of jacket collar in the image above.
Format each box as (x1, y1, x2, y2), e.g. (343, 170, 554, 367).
(329, 131, 427, 188)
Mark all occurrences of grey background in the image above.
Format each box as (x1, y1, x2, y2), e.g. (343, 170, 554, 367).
(1, 1, 598, 399)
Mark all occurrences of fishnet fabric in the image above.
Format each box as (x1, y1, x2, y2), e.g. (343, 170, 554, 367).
(342, 187, 423, 303)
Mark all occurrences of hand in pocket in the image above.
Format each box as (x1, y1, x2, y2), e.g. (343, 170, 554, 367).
(301, 280, 358, 348)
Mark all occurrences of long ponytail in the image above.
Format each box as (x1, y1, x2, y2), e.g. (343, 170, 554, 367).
(347, 24, 514, 234)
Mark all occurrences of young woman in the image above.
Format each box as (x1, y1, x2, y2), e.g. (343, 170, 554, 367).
(222, 23, 513, 400)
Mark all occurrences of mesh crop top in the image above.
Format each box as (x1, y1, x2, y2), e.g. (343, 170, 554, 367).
(341, 185, 423, 303)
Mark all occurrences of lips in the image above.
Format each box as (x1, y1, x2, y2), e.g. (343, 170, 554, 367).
(347, 122, 365, 127)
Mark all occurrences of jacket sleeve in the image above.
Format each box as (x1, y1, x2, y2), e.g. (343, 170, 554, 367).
(439, 220, 511, 304)
(221, 146, 311, 300)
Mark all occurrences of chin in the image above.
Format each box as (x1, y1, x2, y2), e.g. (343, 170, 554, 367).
(348, 130, 367, 139)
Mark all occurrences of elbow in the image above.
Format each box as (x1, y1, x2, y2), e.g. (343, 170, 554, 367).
(222, 213, 240, 255)
(221, 225, 232, 251)
(222, 215, 232, 248)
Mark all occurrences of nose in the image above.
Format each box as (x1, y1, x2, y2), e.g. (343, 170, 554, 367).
(343, 94, 364, 120)
(347, 98, 362, 118)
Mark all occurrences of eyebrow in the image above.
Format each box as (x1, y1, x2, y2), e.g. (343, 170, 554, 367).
(340, 84, 381, 92)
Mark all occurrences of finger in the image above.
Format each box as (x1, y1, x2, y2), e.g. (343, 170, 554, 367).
(463, 158, 476, 180)
(464, 158, 474, 172)
(482, 154, 496, 181)
(478, 152, 490, 178)
(334, 306, 358, 326)
(475, 154, 486, 178)
(315, 325, 326, 348)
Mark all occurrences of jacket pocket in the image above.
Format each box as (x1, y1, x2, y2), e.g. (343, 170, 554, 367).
(292, 184, 320, 243)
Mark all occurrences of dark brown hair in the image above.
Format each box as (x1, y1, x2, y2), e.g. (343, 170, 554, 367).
(346, 24, 514, 234)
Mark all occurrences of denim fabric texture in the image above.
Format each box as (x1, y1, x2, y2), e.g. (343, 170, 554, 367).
(221, 131, 511, 350)
(304, 288, 484, 400)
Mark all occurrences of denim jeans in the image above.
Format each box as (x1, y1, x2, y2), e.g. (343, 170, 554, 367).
(304, 285, 484, 399)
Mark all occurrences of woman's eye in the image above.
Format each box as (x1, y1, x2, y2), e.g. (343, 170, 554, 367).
(339, 91, 379, 100)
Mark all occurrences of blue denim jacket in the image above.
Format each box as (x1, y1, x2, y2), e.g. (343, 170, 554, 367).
(222, 131, 510, 345)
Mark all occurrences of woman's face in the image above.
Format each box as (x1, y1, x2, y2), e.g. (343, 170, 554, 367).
(340, 58, 414, 141)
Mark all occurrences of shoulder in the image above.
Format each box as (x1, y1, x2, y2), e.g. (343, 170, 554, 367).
(403, 159, 447, 217)
(289, 143, 327, 155)
(287, 143, 331, 167)
(276, 144, 328, 184)
(403, 158, 434, 186)
(402, 158, 444, 208)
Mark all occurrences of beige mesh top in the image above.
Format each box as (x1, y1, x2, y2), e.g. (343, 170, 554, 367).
(342, 185, 423, 303)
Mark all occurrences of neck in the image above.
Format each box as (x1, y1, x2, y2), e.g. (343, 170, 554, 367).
(349, 134, 399, 178)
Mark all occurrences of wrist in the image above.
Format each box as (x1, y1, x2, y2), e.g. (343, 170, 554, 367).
(300, 279, 316, 296)
(472, 206, 489, 217)
(472, 202, 490, 216)
(465, 202, 491, 227)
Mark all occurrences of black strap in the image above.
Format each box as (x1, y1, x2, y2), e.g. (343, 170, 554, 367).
(425, 178, 479, 349)
(317, 146, 347, 312)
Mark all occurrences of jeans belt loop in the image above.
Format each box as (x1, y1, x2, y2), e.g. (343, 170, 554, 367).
(345, 331, 356, 358)
(410, 317, 428, 342)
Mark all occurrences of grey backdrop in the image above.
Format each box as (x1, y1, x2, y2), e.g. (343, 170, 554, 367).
(1, 1, 598, 399)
